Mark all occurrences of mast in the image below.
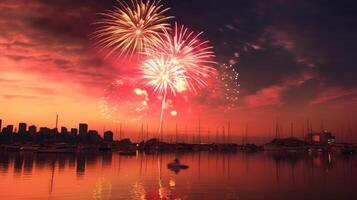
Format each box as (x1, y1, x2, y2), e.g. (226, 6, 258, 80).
(222, 126, 225, 144)
(141, 123, 144, 141)
(245, 124, 248, 144)
(198, 120, 201, 144)
(55, 114, 58, 130)
(115, 126, 118, 141)
(119, 123, 122, 140)
(228, 121, 231, 143)
(55, 114, 58, 142)
(146, 124, 149, 141)
(207, 128, 211, 143)
(185, 125, 188, 144)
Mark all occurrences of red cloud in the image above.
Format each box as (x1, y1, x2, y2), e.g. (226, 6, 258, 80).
(245, 85, 284, 108)
(244, 72, 314, 108)
(310, 87, 357, 105)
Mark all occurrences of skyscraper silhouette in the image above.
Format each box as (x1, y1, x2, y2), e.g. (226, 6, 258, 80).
(79, 123, 88, 142)
(28, 125, 37, 136)
(104, 131, 114, 142)
(6, 125, 14, 134)
(79, 123, 88, 135)
(70, 128, 78, 137)
(18, 123, 27, 134)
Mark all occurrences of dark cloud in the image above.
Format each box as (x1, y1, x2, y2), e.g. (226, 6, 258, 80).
(167, 0, 357, 106)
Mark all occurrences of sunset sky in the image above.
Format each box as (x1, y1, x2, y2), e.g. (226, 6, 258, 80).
(1, 0, 356, 141)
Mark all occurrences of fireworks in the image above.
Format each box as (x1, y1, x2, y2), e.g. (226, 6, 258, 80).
(141, 56, 187, 95)
(92, 0, 172, 58)
(140, 24, 217, 136)
(145, 23, 217, 92)
(94, 1, 227, 134)
(216, 63, 240, 110)
(141, 56, 187, 134)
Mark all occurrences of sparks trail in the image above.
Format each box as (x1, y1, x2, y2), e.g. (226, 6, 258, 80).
(141, 56, 186, 135)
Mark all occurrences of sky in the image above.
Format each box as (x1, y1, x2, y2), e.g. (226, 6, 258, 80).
(0, 0, 356, 141)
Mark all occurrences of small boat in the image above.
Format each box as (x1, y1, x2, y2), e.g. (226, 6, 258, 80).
(38, 148, 74, 153)
(77, 145, 97, 151)
(167, 158, 189, 173)
(20, 146, 39, 151)
(37, 144, 75, 153)
(118, 150, 137, 156)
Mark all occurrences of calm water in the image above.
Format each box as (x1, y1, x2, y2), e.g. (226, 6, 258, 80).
(0, 151, 356, 200)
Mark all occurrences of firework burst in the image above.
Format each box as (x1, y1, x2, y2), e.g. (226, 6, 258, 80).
(216, 63, 240, 110)
(92, 0, 172, 58)
(141, 24, 217, 137)
(141, 56, 187, 135)
(141, 56, 187, 95)
(145, 23, 217, 92)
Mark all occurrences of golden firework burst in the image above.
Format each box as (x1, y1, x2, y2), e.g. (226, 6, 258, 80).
(92, 0, 173, 58)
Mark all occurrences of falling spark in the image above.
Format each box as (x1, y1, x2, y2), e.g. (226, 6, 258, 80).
(145, 23, 217, 92)
(170, 110, 177, 116)
(141, 56, 186, 134)
(216, 63, 240, 110)
(92, 0, 172, 58)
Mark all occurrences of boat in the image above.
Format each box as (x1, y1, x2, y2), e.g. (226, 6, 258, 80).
(20, 146, 39, 151)
(167, 158, 189, 173)
(118, 150, 137, 156)
(37, 144, 75, 153)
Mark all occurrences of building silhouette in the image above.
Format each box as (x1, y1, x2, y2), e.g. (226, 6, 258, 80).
(0, 119, 115, 145)
(88, 130, 101, 143)
(104, 131, 114, 142)
(28, 125, 37, 136)
(79, 123, 88, 142)
(70, 128, 78, 138)
(18, 123, 27, 135)
(5, 125, 14, 135)
(61, 127, 68, 135)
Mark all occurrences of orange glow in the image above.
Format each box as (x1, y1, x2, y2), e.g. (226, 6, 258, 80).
(0, 152, 354, 199)
(312, 135, 321, 143)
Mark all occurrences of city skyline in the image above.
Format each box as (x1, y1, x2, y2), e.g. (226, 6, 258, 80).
(1, 117, 356, 144)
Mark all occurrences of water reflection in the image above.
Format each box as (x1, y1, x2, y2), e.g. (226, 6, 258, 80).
(0, 151, 355, 199)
